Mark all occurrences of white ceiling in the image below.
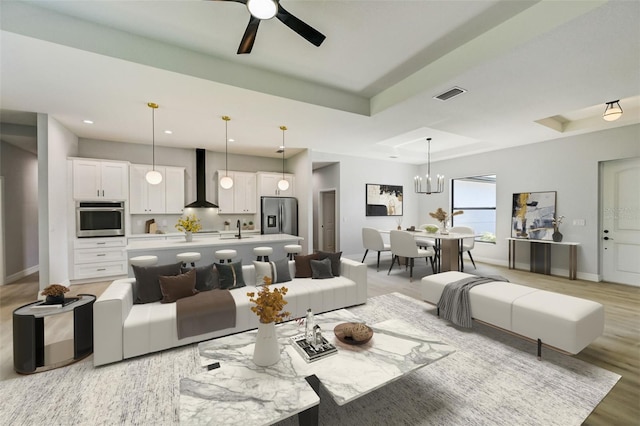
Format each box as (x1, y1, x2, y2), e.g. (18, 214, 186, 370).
(1, 0, 639, 164)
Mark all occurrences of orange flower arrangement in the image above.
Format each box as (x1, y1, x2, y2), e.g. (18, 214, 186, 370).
(247, 276, 291, 324)
(41, 284, 70, 297)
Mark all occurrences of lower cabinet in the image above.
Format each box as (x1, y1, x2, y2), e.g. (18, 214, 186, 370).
(73, 237, 127, 280)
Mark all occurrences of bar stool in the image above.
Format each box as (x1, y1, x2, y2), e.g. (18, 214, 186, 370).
(284, 244, 302, 260)
(177, 252, 201, 267)
(253, 247, 273, 262)
(129, 255, 158, 267)
(215, 249, 237, 264)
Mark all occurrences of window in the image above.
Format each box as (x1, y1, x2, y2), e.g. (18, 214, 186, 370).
(451, 175, 496, 243)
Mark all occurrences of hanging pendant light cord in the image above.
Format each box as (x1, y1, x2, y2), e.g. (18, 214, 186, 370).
(427, 137, 432, 179)
(223, 116, 230, 177)
(281, 125, 287, 178)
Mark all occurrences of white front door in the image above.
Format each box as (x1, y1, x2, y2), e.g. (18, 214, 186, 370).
(601, 157, 640, 286)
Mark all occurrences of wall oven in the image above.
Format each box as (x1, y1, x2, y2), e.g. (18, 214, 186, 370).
(76, 201, 125, 238)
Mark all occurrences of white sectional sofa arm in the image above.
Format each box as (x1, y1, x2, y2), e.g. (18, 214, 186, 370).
(93, 278, 135, 366)
(341, 258, 368, 304)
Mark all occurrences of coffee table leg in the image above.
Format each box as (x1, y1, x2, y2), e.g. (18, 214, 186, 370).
(298, 375, 320, 426)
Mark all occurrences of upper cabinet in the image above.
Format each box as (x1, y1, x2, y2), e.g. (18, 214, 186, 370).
(257, 172, 295, 197)
(129, 164, 185, 214)
(72, 159, 128, 200)
(217, 170, 257, 214)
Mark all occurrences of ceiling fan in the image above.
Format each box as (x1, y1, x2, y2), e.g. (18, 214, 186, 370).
(214, 0, 326, 54)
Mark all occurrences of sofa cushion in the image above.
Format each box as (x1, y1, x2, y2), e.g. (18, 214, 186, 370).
(159, 269, 198, 303)
(181, 263, 218, 292)
(318, 251, 342, 276)
(311, 258, 333, 279)
(215, 262, 246, 290)
(132, 262, 182, 304)
(253, 259, 292, 285)
(294, 253, 320, 278)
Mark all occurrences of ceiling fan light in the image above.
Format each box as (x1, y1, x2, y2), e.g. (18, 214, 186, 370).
(277, 179, 290, 191)
(220, 175, 234, 189)
(603, 100, 623, 121)
(247, 0, 277, 19)
(146, 169, 163, 185)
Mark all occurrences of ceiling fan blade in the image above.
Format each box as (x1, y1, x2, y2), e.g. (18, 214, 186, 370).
(275, 3, 326, 47)
(210, 0, 247, 4)
(238, 16, 261, 54)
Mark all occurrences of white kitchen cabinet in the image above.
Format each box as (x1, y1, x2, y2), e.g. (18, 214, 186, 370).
(72, 159, 128, 200)
(217, 170, 257, 214)
(72, 237, 127, 280)
(257, 172, 295, 197)
(129, 164, 184, 214)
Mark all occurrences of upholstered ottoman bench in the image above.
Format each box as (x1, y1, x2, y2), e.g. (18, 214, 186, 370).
(421, 272, 605, 358)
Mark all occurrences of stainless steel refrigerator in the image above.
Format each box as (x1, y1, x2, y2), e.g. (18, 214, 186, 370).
(261, 197, 298, 235)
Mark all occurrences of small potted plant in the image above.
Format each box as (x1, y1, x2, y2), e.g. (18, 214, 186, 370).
(242, 221, 248, 230)
(248, 221, 255, 230)
(41, 284, 69, 305)
(224, 220, 230, 231)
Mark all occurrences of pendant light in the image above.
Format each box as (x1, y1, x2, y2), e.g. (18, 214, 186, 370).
(277, 125, 290, 191)
(145, 102, 163, 185)
(603, 100, 623, 121)
(219, 116, 234, 189)
(414, 138, 444, 194)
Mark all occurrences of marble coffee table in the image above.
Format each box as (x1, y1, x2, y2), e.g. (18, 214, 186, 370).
(180, 309, 455, 425)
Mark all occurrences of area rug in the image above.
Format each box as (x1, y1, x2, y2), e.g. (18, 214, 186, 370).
(0, 293, 619, 425)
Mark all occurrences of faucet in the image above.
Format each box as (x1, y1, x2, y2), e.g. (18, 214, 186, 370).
(236, 219, 241, 239)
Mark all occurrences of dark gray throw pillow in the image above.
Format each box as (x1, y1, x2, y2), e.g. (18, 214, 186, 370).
(215, 261, 246, 290)
(181, 263, 219, 292)
(132, 262, 182, 304)
(310, 257, 333, 279)
(318, 251, 342, 276)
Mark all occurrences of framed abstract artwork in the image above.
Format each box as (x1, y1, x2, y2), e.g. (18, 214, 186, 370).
(511, 191, 556, 240)
(366, 184, 403, 216)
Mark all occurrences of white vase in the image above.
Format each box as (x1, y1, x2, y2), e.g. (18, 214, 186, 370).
(185, 231, 193, 242)
(253, 322, 280, 366)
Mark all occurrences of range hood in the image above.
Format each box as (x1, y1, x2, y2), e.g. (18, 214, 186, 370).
(185, 148, 218, 208)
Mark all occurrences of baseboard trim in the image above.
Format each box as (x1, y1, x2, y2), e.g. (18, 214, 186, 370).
(3, 265, 39, 285)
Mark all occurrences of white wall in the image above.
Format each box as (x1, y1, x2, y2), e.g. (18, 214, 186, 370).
(39, 115, 78, 290)
(288, 149, 312, 254)
(312, 163, 340, 252)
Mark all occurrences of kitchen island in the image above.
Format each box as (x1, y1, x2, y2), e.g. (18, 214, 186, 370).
(126, 233, 302, 275)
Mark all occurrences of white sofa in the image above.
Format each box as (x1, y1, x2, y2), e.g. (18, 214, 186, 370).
(421, 271, 604, 357)
(93, 259, 367, 366)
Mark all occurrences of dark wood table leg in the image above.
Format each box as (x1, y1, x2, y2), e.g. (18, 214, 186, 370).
(569, 245, 577, 280)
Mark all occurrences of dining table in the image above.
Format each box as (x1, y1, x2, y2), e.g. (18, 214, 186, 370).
(380, 229, 479, 273)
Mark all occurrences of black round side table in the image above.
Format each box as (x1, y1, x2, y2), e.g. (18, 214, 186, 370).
(13, 293, 96, 374)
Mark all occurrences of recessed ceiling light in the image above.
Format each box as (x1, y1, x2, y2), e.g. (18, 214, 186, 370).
(389, 154, 399, 159)
(228, 138, 235, 142)
(83, 119, 94, 124)
(164, 130, 173, 134)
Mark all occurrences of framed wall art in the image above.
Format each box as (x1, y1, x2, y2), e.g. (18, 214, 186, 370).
(511, 191, 556, 240)
(366, 184, 403, 216)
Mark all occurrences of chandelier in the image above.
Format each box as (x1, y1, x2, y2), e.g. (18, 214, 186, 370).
(414, 138, 444, 194)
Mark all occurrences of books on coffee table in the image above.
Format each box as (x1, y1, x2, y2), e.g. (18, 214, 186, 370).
(290, 334, 337, 363)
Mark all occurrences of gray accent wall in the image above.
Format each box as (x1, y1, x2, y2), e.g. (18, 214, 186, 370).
(0, 140, 39, 282)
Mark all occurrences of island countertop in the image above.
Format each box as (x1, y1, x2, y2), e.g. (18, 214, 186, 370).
(126, 233, 303, 273)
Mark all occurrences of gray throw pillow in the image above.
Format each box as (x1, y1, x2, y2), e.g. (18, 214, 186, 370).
(318, 251, 342, 276)
(181, 263, 219, 292)
(215, 261, 246, 290)
(310, 257, 333, 279)
(132, 262, 182, 304)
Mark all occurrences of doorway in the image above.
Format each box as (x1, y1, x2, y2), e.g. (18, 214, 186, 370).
(600, 157, 640, 286)
(319, 190, 337, 252)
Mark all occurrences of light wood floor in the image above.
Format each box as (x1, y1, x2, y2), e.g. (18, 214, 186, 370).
(1, 259, 638, 425)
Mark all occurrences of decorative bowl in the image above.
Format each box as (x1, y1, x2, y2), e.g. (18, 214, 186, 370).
(424, 225, 439, 234)
(333, 322, 374, 345)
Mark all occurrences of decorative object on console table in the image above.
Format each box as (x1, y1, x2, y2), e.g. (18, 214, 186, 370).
(41, 284, 69, 305)
(175, 214, 202, 242)
(429, 208, 463, 235)
(552, 215, 565, 242)
(247, 276, 291, 366)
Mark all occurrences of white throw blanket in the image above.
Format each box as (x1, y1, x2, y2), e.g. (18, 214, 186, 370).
(437, 275, 509, 328)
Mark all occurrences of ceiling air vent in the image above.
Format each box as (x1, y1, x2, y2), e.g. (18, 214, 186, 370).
(434, 86, 467, 101)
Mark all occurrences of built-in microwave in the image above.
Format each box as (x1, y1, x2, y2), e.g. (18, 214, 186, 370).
(76, 201, 125, 238)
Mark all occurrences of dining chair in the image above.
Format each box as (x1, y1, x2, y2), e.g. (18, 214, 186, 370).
(415, 224, 440, 263)
(387, 230, 436, 281)
(449, 226, 477, 271)
(361, 227, 391, 271)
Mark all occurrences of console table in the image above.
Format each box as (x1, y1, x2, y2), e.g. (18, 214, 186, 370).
(13, 294, 95, 374)
(507, 238, 580, 280)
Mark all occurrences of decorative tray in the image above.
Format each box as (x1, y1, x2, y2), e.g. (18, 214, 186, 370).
(333, 322, 374, 345)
